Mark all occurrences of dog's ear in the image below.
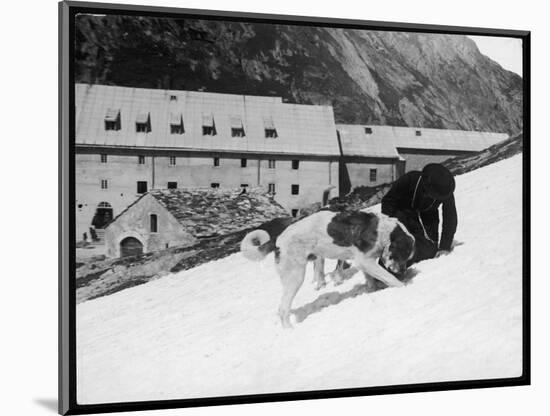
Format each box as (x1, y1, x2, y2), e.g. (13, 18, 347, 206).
(389, 225, 415, 261)
(327, 212, 379, 252)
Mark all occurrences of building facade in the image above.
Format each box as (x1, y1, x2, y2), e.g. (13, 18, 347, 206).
(336, 124, 403, 194)
(75, 84, 340, 241)
(335, 124, 508, 191)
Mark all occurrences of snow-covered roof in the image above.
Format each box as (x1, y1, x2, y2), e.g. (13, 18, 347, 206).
(75, 84, 339, 156)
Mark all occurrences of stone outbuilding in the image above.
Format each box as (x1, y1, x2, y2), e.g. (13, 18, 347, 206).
(104, 187, 288, 258)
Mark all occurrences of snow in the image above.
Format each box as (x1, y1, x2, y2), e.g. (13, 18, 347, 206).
(77, 154, 523, 404)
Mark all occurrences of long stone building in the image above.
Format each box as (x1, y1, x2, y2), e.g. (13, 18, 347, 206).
(75, 84, 340, 240)
(75, 83, 508, 244)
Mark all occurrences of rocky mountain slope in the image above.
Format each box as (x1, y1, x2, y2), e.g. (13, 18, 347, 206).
(75, 14, 523, 134)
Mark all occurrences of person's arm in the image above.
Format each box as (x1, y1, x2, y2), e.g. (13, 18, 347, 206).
(381, 174, 412, 217)
(439, 194, 457, 251)
(420, 208, 439, 245)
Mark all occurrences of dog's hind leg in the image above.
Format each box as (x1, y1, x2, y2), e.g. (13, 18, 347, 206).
(277, 261, 307, 328)
(312, 257, 326, 290)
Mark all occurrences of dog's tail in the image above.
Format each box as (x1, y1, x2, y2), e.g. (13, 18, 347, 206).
(240, 229, 275, 261)
(322, 185, 336, 206)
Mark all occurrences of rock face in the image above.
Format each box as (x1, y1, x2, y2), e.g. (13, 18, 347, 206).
(75, 15, 523, 135)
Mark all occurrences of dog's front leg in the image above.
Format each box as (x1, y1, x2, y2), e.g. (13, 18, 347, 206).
(363, 272, 377, 292)
(328, 260, 358, 285)
(312, 257, 326, 290)
(357, 258, 405, 288)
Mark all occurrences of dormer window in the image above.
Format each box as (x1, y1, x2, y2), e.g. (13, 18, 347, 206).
(202, 113, 216, 136)
(415, 130, 422, 136)
(230, 116, 245, 137)
(169, 112, 184, 134)
(136, 112, 151, 133)
(263, 116, 278, 138)
(104, 109, 121, 131)
(365, 127, 373, 134)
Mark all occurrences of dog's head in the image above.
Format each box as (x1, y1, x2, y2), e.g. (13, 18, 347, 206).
(381, 223, 415, 277)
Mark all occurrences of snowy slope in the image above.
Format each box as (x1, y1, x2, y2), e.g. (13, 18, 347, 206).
(77, 155, 523, 404)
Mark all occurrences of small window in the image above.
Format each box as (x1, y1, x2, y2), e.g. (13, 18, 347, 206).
(136, 112, 151, 133)
(169, 112, 184, 134)
(292, 160, 300, 170)
(167, 182, 177, 189)
(241, 158, 247, 168)
(415, 130, 422, 136)
(203, 126, 216, 136)
(100, 179, 108, 189)
(211, 183, 220, 189)
(265, 129, 278, 138)
(365, 127, 373, 134)
(291, 209, 299, 218)
(263, 116, 277, 138)
(232, 127, 246, 137)
(104, 109, 121, 131)
(150, 214, 158, 233)
(171, 124, 184, 134)
(230, 116, 245, 137)
(213, 157, 220, 167)
(100, 154, 107, 163)
(268, 159, 276, 169)
(291, 184, 299, 195)
(169, 156, 176, 166)
(137, 181, 148, 194)
(268, 183, 276, 194)
(370, 168, 377, 182)
(138, 155, 145, 165)
(169, 95, 178, 101)
(202, 114, 216, 136)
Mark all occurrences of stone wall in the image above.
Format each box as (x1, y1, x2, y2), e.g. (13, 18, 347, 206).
(104, 194, 195, 257)
(345, 160, 397, 189)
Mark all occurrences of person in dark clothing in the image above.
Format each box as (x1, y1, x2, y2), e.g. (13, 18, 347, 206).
(382, 163, 457, 265)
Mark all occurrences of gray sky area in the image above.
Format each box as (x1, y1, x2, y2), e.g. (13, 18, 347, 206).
(469, 35, 523, 77)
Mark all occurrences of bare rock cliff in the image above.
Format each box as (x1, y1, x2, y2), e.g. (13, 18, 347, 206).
(76, 15, 522, 134)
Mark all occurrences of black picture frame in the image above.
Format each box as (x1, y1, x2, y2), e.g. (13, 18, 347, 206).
(59, 1, 531, 414)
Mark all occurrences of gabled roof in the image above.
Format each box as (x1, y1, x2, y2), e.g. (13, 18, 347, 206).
(75, 84, 339, 156)
(149, 188, 288, 238)
(336, 124, 400, 159)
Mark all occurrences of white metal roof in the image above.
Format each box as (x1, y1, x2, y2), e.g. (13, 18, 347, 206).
(336, 124, 508, 156)
(75, 84, 339, 156)
(336, 124, 400, 158)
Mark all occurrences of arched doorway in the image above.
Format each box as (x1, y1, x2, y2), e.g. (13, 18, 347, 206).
(92, 202, 113, 229)
(120, 237, 144, 257)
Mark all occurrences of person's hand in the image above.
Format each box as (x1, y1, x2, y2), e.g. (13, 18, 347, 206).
(435, 250, 450, 258)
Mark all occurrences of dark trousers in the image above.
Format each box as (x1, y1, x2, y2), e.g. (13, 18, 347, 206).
(394, 210, 438, 266)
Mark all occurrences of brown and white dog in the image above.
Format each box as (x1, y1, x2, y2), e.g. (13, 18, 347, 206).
(240, 209, 415, 328)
